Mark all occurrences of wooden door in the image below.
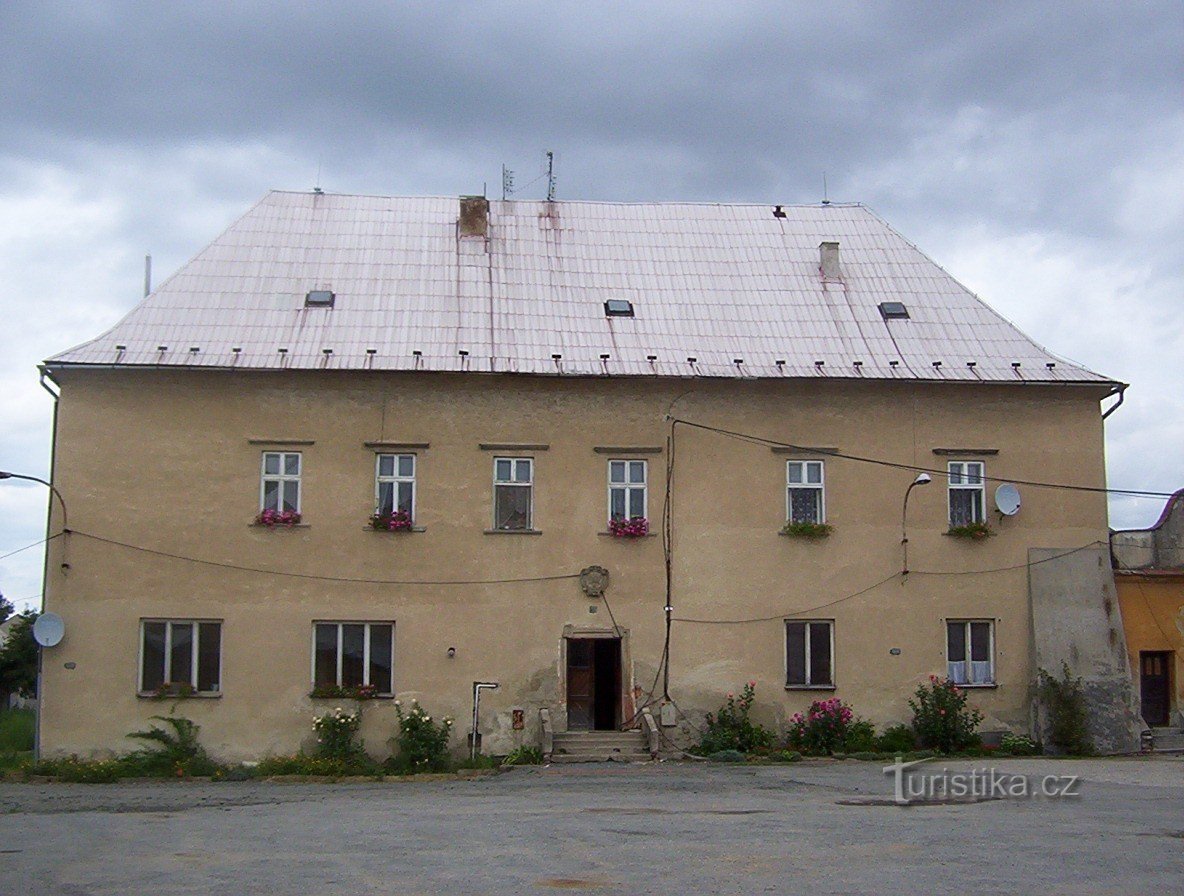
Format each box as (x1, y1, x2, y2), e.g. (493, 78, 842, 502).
(567, 639, 594, 731)
(1140, 651, 1172, 727)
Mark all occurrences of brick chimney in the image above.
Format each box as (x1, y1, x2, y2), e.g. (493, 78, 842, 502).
(819, 241, 840, 279)
(459, 196, 489, 238)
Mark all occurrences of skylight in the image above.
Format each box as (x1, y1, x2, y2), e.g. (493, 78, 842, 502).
(604, 299, 634, 317)
(878, 302, 909, 320)
(306, 290, 335, 308)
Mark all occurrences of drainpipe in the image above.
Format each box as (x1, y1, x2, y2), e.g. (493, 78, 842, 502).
(34, 366, 61, 761)
(471, 681, 499, 760)
(1101, 384, 1126, 420)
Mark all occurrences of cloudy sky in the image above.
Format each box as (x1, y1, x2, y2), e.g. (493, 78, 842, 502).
(1, 2, 1181, 611)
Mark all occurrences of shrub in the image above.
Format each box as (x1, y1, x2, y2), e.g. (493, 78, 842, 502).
(875, 723, 917, 754)
(0, 708, 35, 753)
(255, 754, 380, 777)
(785, 697, 855, 755)
(844, 719, 877, 753)
(25, 756, 125, 783)
(706, 749, 747, 762)
(1037, 663, 1093, 755)
(126, 715, 218, 776)
(766, 749, 802, 762)
(908, 676, 983, 754)
(502, 745, 544, 766)
(391, 699, 453, 772)
(312, 707, 364, 760)
(999, 733, 1040, 756)
(698, 682, 774, 755)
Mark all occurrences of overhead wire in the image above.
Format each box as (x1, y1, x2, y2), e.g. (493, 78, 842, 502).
(0, 530, 63, 563)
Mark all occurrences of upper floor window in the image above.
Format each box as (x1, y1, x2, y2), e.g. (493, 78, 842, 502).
(261, 451, 301, 513)
(608, 460, 647, 523)
(948, 461, 985, 526)
(376, 453, 416, 520)
(314, 621, 394, 696)
(494, 457, 533, 530)
(786, 619, 834, 687)
(140, 619, 222, 695)
(787, 460, 825, 524)
(946, 620, 994, 685)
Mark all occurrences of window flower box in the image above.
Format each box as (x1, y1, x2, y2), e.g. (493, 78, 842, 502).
(370, 510, 414, 531)
(946, 521, 992, 539)
(310, 683, 383, 700)
(255, 509, 302, 527)
(152, 681, 196, 699)
(608, 516, 649, 538)
(780, 521, 833, 539)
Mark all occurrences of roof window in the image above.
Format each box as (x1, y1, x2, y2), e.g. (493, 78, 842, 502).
(305, 290, 335, 308)
(878, 302, 909, 320)
(604, 299, 635, 317)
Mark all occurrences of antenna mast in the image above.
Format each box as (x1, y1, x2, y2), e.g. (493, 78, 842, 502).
(502, 164, 515, 201)
(822, 172, 830, 205)
(546, 151, 556, 202)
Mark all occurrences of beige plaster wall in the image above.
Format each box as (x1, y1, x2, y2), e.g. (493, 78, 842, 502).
(39, 370, 1111, 760)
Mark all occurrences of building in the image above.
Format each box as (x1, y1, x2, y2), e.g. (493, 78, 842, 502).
(1112, 490, 1184, 744)
(37, 192, 1134, 760)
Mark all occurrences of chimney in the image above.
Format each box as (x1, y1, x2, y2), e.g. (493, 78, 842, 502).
(819, 241, 840, 279)
(459, 196, 489, 238)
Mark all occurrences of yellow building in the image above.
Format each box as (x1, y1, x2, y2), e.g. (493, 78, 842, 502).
(1113, 491, 1184, 740)
(37, 193, 1132, 760)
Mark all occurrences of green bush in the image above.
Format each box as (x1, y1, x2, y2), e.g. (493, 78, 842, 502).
(698, 682, 774, 755)
(706, 749, 747, 762)
(502, 745, 543, 766)
(844, 719, 877, 753)
(785, 697, 855, 755)
(1037, 664, 1093, 755)
(312, 706, 364, 760)
(0, 708, 35, 753)
(25, 756, 125, 783)
(390, 699, 453, 772)
(126, 716, 218, 777)
(876, 724, 917, 753)
(999, 733, 1040, 756)
(766, 749, 802, 762)
(454, 753, 501, 771)
(908, 676, 983, 754)
(255, 754, 380, 777)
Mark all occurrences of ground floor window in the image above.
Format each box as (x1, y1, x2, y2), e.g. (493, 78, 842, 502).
(313, 622, 394, 695)
(140, 620, 222, 693)
(786, 620, 834, 687)
(946, 619, 994, 684)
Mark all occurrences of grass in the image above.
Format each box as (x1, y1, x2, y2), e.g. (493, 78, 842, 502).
(0, 708, 34, 752)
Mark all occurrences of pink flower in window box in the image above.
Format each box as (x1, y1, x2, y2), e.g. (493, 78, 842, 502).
(608, 516, 649, 538)
(256, 508, 301, 527)
(371, 510, 414, 531)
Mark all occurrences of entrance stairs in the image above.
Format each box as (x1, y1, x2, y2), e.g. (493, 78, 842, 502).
(550, 729, 652, 763)
(1150, 727, 1184, 753)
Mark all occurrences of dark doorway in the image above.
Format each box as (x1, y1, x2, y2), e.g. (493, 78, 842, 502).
(566, 638, 621, 731)
(1140, 651, 1172, 727)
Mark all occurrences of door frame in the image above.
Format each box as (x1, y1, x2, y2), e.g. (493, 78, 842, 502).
(560, 625, 633, 732)
(1139, 650, 1173, 727)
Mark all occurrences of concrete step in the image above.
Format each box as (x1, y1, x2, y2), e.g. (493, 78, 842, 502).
(550, 752, 650, 764)
(551, 729, 651, 762)
(1151, 728, 1184, 752)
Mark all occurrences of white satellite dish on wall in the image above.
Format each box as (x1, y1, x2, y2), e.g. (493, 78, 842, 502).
(32, 612, 65, 647)
(995, 483, 1021, 516)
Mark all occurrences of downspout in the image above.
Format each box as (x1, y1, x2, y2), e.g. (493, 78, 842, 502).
(471, 681, 499, 760)
(1101, 384, 1126, 420)
(34, 365, 61, 762)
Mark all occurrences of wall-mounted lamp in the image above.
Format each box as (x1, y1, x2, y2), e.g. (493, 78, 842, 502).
(901, 472, 932, 575)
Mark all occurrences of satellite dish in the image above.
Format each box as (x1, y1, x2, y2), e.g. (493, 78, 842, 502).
(32, 612, 65, 647)
(995, 483, 1021, 516)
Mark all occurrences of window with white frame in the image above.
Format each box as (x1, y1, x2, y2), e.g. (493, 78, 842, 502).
(260, 451, 301, 513)
(608, 459, 647, 522)
(314, 622, 394, 695)
(946, 620, 994, 685)
(947, 461, 985, 526)
(375, 453, 415, 519)
(140, 620, 222, 693)
(787, 460, 825, 524)
(785, 620, 834, 687)
(494, 457, 533, 530)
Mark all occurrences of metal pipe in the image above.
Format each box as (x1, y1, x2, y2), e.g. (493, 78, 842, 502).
(1101, 384, 1126, 420)
(471, 681, 499, 760)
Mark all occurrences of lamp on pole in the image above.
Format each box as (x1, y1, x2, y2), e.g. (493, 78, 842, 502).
(901, 472, 931, 575)
(0, 471, 68, 532)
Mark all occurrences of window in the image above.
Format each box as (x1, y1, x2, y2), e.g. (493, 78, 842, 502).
(140, 620, 221, 693)
(878, 301, 909, 319)
(376, 453, 415, 519)
(494, 457, 533, 530)
(786, 620, 834, 687)
(946, 620, 994, 685)
(261, 451, 301, 513)
(313, 622, 394, 695)
(305, 289, 335, 307)
(948, 461, 985, 526)
(787, 460, 825, 524)
(604, 299, 635, 317)
(608, 460, 647, 522)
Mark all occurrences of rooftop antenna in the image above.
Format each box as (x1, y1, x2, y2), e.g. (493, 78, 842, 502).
(822, 172, 830, 205)
(143, 254, 152, 297)
(546, 150, 557, 202)
(502, 164, 515, 201)
(315, 156, 322, 193)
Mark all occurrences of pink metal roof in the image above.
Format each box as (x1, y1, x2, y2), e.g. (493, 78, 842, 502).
(47, 191, 1115, 385)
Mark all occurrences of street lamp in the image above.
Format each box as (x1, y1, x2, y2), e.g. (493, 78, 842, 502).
(901, 472, 931, 575)
(0, 471, 68, 531)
